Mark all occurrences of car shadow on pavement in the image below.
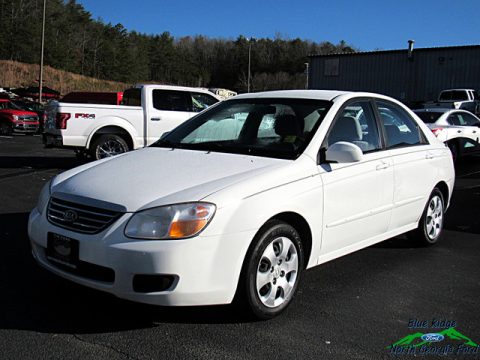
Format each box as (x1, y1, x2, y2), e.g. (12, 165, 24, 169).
(0, 212, 256, 336)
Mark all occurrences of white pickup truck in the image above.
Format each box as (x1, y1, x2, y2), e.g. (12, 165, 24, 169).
(423, 89, 480, 115)
(43, 84, 221, 159)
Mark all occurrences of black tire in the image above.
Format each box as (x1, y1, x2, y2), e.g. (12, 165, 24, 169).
(447, 140, 459, 163)
(89, 134, 129, 160)
(0, 122, 13, 136)
(408, 188, 445, 246)
(238, 220, 304, 320)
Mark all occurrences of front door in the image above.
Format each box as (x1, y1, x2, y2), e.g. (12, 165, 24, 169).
(319, 100, 394, 255)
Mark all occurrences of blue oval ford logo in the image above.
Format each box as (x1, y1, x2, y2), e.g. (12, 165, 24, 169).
(63, 210, 78, 223)
(421, 333, 445, 342)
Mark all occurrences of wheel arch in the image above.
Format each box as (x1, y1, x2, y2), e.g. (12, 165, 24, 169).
(87, 125, 134, 150)
(434, 181, 450, 209)
(264, 211, 313, 270)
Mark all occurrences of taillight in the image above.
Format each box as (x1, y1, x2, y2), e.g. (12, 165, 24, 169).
(55, 113, 71, 129)
(431, 128, 443, 136)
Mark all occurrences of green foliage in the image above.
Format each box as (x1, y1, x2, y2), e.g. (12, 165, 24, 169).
(0, 0, 357, 91)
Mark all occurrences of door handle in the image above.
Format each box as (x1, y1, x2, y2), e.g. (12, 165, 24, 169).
(151, 117, 161, 121)
(426, 153, 434, 159)
(376, 163, 389, 170)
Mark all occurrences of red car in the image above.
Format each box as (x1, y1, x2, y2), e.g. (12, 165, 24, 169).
(0, 99, 39, 135)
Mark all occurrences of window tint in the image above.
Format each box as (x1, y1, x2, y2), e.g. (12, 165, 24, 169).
(447, 114, 462, 126)
(439, 90, 469, 101)
(325, 101, 381, 153)
(153, 90, 191, 112)
(121, 88, 142, 106)
(191, 93, 219, 112)
(414, 111, 442, 124)
(377, 101, 424, 148)
(461, 113, 480, 126)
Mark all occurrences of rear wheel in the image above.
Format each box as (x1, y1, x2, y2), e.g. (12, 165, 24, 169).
(239, 220, 304, 319)
(409, 188, 445, 246)
(90, 134, 129, 160)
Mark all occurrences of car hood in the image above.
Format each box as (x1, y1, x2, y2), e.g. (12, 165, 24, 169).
(51, 147, 289, 212)
(0, 109, 37, 116)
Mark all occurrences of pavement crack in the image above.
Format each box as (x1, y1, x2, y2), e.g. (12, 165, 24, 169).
(72, 333, 140, 360)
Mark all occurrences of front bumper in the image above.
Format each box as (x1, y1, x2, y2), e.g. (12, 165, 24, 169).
(28, 208, 254, 306)
(14, 122, 38, 133)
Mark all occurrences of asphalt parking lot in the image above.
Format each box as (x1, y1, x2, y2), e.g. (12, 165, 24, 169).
(1, 135, 479, 359)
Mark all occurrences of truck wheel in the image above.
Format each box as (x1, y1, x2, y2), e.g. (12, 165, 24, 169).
(90, 134, 129, 160)
(0, 122, 13, 136)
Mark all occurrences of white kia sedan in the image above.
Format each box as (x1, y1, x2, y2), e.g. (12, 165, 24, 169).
(29, 90, 455, 319)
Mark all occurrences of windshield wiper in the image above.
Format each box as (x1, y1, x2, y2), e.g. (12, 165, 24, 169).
(152, 139, 182, 149)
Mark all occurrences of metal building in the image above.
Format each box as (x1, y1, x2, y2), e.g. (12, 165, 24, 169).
(308, 44, 480, 107)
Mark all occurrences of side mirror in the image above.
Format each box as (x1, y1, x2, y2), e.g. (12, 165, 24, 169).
(159, 131, 170, 140)
(325, 141, 363, 163)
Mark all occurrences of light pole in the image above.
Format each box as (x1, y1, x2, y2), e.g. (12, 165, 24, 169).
(247, 37, 256, 93)
(304, 62, 309, 89)
(39, 0, 46, 103)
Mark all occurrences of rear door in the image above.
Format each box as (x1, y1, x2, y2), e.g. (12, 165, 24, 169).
(375, 100, 438, 230)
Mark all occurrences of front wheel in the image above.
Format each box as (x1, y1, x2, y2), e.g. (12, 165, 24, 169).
(240, 220, 304, 319)
(409, 188, 445, 246)
(90, 134, 129, 160)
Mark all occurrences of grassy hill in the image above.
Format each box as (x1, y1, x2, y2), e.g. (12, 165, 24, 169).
(0, 60, 129, 96)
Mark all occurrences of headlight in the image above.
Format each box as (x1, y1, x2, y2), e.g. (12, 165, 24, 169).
(12, 115, 19, 121)
(37, 179, 53, 215)
(125, 202, 216, 240)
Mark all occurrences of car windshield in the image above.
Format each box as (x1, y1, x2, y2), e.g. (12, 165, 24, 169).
(0, 101, 22, 110)
(152, 98, 331, 160)
(414, 111, 443, 123)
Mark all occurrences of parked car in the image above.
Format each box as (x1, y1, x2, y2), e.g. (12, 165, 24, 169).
(414, 108, 480, 161)
(29, 90, 454, 319)
(11, 99, 46, 133)
(0, 99, 39, 135)
(423, 89, 480, 115)
(43, 84, 221, 159)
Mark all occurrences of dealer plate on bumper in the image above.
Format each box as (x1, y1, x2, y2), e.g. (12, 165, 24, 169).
(46, 233, 79, 269)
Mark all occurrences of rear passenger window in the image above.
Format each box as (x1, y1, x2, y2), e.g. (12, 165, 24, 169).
(121, 88, 142, 106)
(153, 90, 191, 112)
(377, 101, 426, 148)
(325, 101, 381, 153)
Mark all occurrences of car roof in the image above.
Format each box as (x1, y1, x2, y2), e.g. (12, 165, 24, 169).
(414, 108, 453, 113)
(233, 90, 351, 101)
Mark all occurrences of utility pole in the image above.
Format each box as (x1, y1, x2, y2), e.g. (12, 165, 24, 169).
(304, 62, 309, 89)
(247, 37, 256, 93)
(39, 0, 46, 103)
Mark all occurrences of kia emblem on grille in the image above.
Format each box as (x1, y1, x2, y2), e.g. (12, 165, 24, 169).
(63, 210, 78, 223)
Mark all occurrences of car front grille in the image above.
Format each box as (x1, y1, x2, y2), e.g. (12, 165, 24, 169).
(47, 197, 122, 234)
(19, 115, 38, 122)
